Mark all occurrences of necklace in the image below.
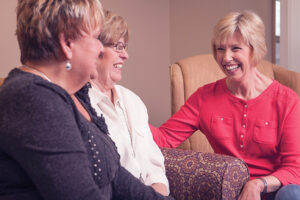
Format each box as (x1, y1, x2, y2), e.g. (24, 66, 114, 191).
(23, 65, 52, 82)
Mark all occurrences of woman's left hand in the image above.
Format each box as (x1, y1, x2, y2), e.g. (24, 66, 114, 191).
(238, 179, 264, 200)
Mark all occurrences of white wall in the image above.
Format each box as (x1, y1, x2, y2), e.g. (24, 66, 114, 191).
(0, 0, 20, 76)
(100, 0, 171, 126)
(0, 0, 273, 126)
(170, 0, 273, 64)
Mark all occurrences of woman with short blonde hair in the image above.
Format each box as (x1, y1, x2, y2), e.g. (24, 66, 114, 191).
(212, 10, 267, 66)
(151, 10, 300, 200)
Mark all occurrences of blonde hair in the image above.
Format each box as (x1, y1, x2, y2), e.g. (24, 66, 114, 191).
(98, 10, 129, 45)
(212, 10, 267, 65)
(16, 0, 104, 64)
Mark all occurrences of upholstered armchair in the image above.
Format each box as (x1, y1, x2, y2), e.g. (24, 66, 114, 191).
(0, 76, 249, 199)
(161, 54, 300, 199)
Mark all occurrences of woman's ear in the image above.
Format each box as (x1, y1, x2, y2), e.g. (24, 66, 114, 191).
(59, 33, 72, 60)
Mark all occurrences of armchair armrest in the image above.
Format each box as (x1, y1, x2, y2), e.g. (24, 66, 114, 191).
(161, 148, 249, 200)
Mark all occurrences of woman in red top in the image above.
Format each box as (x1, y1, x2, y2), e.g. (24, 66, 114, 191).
(151, 10, 300, 200)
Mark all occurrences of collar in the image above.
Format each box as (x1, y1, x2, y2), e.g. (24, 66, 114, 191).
(90, 83, 121, 106)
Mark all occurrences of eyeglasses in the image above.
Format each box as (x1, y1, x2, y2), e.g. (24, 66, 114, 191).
(106, 42, 128, 53)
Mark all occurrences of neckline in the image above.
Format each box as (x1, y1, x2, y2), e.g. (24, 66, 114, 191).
(22, 65, 52, 82)
(221, 78, 277, 104)
(90, 82, 119, 104)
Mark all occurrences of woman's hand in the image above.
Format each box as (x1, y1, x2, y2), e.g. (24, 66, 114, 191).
(151, 183, 168, 196)
(239, 176, 282, 200)
(238, 179, 264, 200)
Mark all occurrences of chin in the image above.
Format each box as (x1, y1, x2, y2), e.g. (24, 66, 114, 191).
(113, 76, 122, 83)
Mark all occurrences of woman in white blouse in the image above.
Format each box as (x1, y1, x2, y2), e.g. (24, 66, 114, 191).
(88, 10, 169, 196)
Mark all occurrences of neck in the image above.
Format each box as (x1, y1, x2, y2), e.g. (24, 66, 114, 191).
(22, 64, 52, 82)
(21, 61, 83, 95)
(91, 80, 114, 103)
(226, 68, 273, 101)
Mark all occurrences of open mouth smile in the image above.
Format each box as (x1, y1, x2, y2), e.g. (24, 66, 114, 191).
(114, 64, 123, 69)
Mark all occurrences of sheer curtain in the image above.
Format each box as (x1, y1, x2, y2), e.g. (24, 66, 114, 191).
(280, 0, 300, 72)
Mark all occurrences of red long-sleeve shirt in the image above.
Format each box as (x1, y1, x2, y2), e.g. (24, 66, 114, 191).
(151, 78, 300, 185)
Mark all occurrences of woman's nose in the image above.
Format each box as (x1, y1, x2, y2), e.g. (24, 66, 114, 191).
(120, 49, 129, 60)
(223, 50, 233, 62)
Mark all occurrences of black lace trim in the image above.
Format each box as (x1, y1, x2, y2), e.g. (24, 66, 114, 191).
(76, 83, 109, 135)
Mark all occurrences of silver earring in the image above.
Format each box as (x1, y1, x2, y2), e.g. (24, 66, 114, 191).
(66, 61, 72, 70)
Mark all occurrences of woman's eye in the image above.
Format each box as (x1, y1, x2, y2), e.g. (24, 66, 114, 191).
(232, 47, 242, 51)
(216, 47, 224, 51)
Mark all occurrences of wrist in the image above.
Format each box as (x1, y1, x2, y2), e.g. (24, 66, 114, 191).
(257, 178, 267, 194)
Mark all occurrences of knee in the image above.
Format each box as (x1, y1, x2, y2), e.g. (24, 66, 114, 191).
(275, 184, 300, 200)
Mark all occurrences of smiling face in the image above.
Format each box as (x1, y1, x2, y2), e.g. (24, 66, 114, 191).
(95, 37, 129, 91)
(215, 31, 254, 82)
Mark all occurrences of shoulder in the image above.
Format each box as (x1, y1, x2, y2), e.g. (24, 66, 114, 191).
(272, 81, 299, 102)
(265, 81, 300, 115)
(0, 69, 73, 116)
(191, 79, 224, 98)
(0, 70, 80, 147)
(2, 69, 69, 98)
(115, 85, 147, 113)
(115, 85, 143, 102)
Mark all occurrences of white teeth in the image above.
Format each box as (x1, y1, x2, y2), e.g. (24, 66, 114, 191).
(114, 64, 123, 69)
(226, 65, 239, 71)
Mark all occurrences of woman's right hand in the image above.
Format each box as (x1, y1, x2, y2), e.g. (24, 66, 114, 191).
(238, 179, 264, 200)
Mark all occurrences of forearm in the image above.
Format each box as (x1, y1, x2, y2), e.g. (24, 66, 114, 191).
(257, 175, 281, 193)
(238, 176, 281, 200)
(149, 121, 195, 148)
(149, 90, 201, 148)
(149, 124, 170, 147)
(142, 127, 170, 194)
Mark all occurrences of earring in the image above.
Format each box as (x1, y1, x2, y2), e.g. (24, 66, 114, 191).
(65, 61, 72, 70)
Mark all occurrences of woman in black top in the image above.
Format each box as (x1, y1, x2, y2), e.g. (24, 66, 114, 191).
(0, 0, 173, 199)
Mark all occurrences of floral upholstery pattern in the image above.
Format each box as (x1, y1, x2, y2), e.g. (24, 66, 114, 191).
(161, 148, 249, 200)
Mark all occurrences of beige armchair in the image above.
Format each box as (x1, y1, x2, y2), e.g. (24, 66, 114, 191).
(170, 54, 300, 153)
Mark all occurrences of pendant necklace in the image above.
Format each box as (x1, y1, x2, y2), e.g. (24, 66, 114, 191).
(23, 65, 52, 82)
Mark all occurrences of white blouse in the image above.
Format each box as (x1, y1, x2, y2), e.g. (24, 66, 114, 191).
(88, 84, 169, 192)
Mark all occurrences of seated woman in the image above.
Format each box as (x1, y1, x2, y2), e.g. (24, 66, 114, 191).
(150, 10, 300, 200)
(87, 10, 169, 196)
(0, 0, 173, 199)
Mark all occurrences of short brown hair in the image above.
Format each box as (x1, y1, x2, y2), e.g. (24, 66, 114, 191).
(16, 0, 104, 64)
(98, 10, 129, 45)
(212, 10, 267, 65)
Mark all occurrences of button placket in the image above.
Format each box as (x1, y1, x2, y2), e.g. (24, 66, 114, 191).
(240, 104, 248, 152)
(87, 130, 102, 178)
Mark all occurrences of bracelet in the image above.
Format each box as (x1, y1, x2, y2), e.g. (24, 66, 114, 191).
(257, 178, 267, 194)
